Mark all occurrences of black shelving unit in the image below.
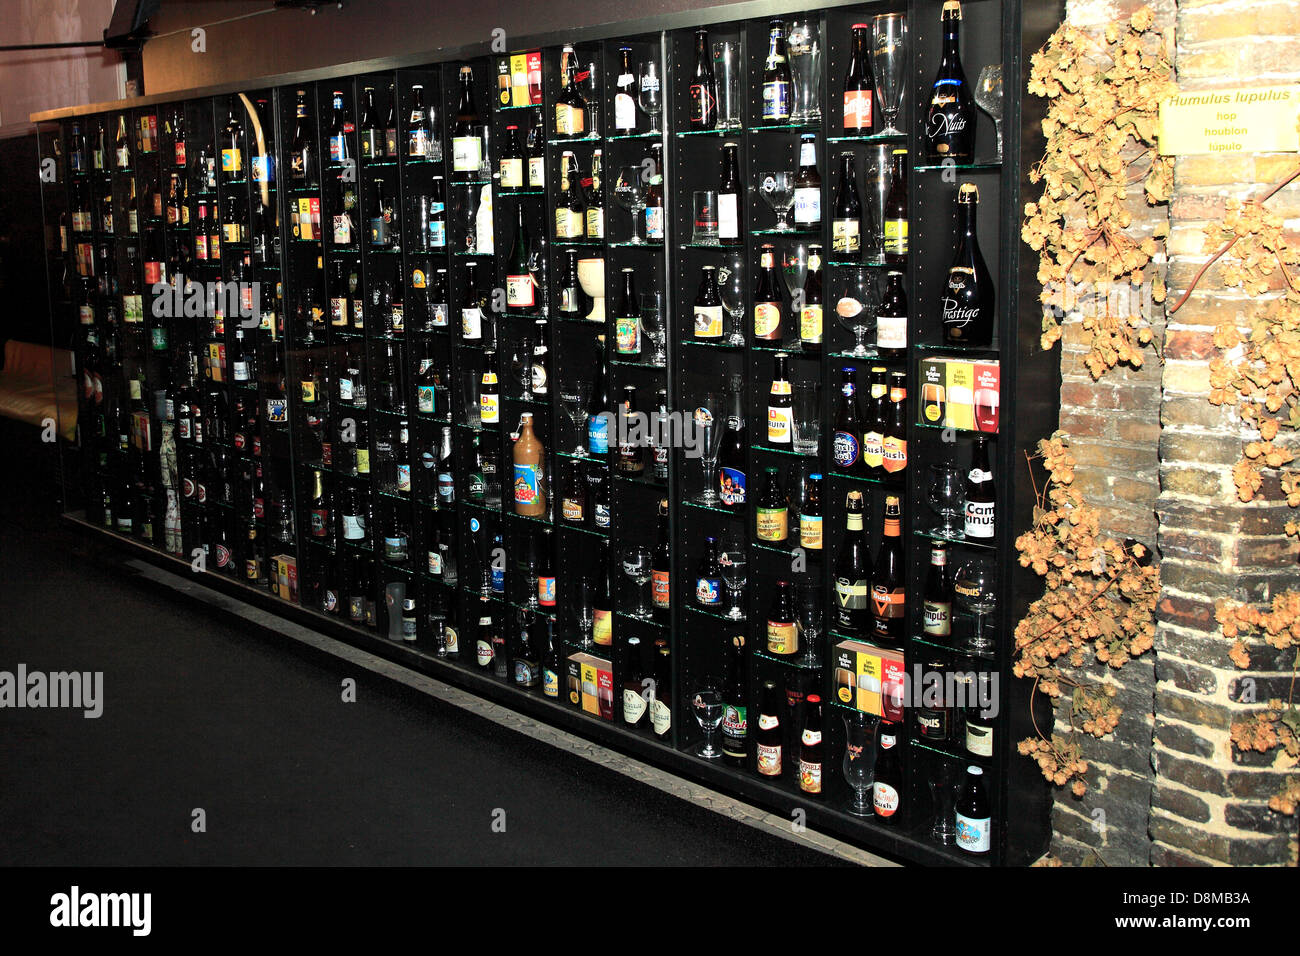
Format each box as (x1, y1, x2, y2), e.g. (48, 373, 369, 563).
(35, 0, 1062, 865)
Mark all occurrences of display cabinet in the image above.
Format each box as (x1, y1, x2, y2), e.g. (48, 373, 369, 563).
(35, 0, 1063, 865)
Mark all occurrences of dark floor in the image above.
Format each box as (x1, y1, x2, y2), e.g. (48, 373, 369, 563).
(0, 423, 841, 866)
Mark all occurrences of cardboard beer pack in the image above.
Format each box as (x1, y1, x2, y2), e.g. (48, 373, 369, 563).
(568, 652, 613, 720)
(918, 357, 947, 428)
(833, 639, 905, 723)
(944, 358, 976, 432)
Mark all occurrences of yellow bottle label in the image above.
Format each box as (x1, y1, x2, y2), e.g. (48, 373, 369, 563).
(756, 507, 788, 542)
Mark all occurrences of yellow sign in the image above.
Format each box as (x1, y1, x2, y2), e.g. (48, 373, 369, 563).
(1159, 85, 1300, 155)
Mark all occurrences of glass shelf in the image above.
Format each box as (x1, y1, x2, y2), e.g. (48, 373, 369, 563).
(497, 189, 546, 197)
(551, 238, 604, 246)
(826, 131, 906, 143)
(752, 228, 820, 237)
(615, 610, 668, 627)
(914, 161, 1002, 173)
(913, 421, 998, 438)
(750, 122, 818, 133)
(608, 240, 665, 249)
(555, 522, 609, 539)
(674, 128, 732, 138)
(555, 450, 608, 463)
(827, 470, 889, 486)
(606, 131, 662, 141)
(913, 342, 1000, 356)
(547, 135, 602, 145)
(684, 603, 739, 623)
(679, 338, 741, 350)
(909, 632, 996, 663)
(609, 359, 666, 370)
(750, 443, 813, 458)
(682, 499, 742, 517)
(753, 649, 821, 669)
(827, 257, 889, 268)
(679, 241, 745, 250)
(505, 509, 553, 527)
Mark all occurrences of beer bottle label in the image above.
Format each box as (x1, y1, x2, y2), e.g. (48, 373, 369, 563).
(356, 449, 370, 474)
(397, 463, 411, 493)
(718, 193, 739, 240)
(966, 722, 993, 758)
(882, 435, 907, 472)
(585, 207, 604, 239)
(476, 639, 494, 667)
(883, 218, 908, 256)
(652, 569, 670, 609)
(221, 147, 242, 174)
(877, 312, 907, 350)
(832, 219, 860, 253)
(761, 79, 790, 120)
(500, 157, 524, 188)
(444, 625, 459, 654)
(528, 157, 545, 187)
(719, 466, 746, 506)
(722, 705, 748, 754)
(562, 497, 584, 521)
(756, 506, 788, 542)
(872, 585, 905, 622)
(543, 668, 560, 698)
(767, 406, 793, 444)
(793, 186, 819, 225)
(452, 136, 482, 173)
(615, 316, 640, 354)
(514, 462, 541, 507)
(766, 620, 797, 655)
(311, 508, 329, 536)
(873, 780, 900, 816)
(833, 429, 860, 469)
(799, 513, 823, 549)
(651, 699, 671, 736)
(623, 689, 647, 724)
(645, 204, 664, 240)
(844, 89, 873, 129)
(836, 578, 869, 612)
(593, 608, 612, 645)
(800, 305, 823, 344)
(506, 273, 535, 309)
(754, 302, 781, 339)
(923, 600, 952, 636)
(428, 550, 443, 575)
(587, 414, 609, 454)
(756, 742, 782, 776)
(538, 575, 556, 606)
(799, 758, 823, 794)
(956, 812, 991, 852)
(694, 304, 723, 338)
(695, 576, 721, 606)
(418, 385, 435, 414)
(342, 514, 366, 540)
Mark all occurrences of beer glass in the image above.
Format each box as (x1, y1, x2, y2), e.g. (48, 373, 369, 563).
(613, 165, 647, 244)
(558, 379, 592, 454)
(693, 392, 727, 506)
(975, 65, 1004, 161)
(865, 143, 893, 257)
(792, 384, 821, 455)
(781, 243, 809, 301)
(871, 14, 907, 136)
(637, 60, 663, 135)
(797, 583, 823, 668)
(717, 255, 747, 347)
(692, 189, 720, 245)
(928, 755, 960, 844)
(833, 267, 877, 357)
(622, 544, 653, 619)
(639, 292, 667, 366)
(718, 529, 747, 620)
(955, 555, 997, 654)
(693, 688, 725, 759)
(842, 710, 879, 816)
(461, 369, 482, 429)
(758, 170, 796, 231)
(713, 41, 743, 130)
(927, 463, 965, 538)
(788, 19, 822, 124)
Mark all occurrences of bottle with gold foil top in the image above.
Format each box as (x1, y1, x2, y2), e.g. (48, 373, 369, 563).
(924, 1, 976, 164)
(755, 467, 788, 543)
(800, 245, 823, 352)
(871, 495, 906, 643)
(753, 244, 783, 341)
(861, 366, 889, 472)
(882, 371, 908, 475)
(766, 580, 798, 655)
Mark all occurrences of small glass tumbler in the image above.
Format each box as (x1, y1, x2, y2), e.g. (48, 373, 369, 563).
(692, 190, 720, 246)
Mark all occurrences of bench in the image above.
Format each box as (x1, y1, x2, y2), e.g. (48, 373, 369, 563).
(0, 340, 77, 441)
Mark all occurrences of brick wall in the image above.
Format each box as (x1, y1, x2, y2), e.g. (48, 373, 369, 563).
(1037, 0, 1298, 867)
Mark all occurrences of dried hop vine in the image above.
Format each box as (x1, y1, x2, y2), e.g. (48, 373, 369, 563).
(1022, 5, 1175, 378)
(1013, 433, 1159, 793)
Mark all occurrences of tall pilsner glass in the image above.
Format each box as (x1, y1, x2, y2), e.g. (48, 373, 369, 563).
(871, 14, 907, 136)
(789, 19, 822, 124)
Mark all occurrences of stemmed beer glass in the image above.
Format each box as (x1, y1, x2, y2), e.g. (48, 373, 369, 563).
(871, 14, 907, 136)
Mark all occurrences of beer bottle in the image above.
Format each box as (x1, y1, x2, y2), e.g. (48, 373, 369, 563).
(555, 152, 585, 239)
(651, 639, 672, 739)
(964, 669, 996, 759)
(506, 202, 535, 313)
(753, 244, 783, 342)
(359, 86, 381, 159)
(327, 90, 350, 164)
(722, 635, 750, 766)
(614, 268, 639, 356)
(499, 124, 524, 190)
(513, 411, 546, 516)
(561, 459, 587, 523)
(832, 366, 863, 472)
(925, 1, 976, 164)
(558, 248, 582, 316)
(832, 152, 862, 255)
(586, 149, 605, 239)
(873, 724, 902, 821)
(861, 366, 889, 473)
(289, 90, 313, 182)
(882, 148, 908, 265)
(689, 28, 718, 128)
(761, 20, 793, 124)
(871, 495, 906, 643)
(221, 107, 244, 182)
(693, 264, 724, 340)
(644, 143, 665, 241)
(452, 66, 483, 179)
(766, 580, 798, 655)
(798, 694, 824, 796)
(592, 539, 614, 646)
(616, 385, 644, 475)
(622, 637, 647, 729)
(541, 618, 560, 698)
(923, 543, 954, 638)
(555, 44, 587, 137)
(695, 536, 723, 608)
(767, 353, 793, 444)
(843, 23, 875, 131)
(718, 142, 742, 244)
(955, 765, 992, 853)
(475, 598, 495, 669)
(756, 681, 783, 777)
(792, 133, 821, 227)
(590, 467, 611, 530)
(614, 46, 637, 132)
(652, 499, 671, 621)
(943, 183, 995, 347)
(800, 473, 824, 550)
(800, 245, 824, 352)
(882, 372, 908, 477)
(461, 260, 483, 341)
(916, 653, 953, 742)
(531, 319, 551, 396)
(755, 467, 788, 543)
(877, 270, 908, 360)
(834, 490, 872, 634)
(538, 528, 557, 608)
(718, 389, 748, 510)
(587, 336, 610, 455)
(479, 356, 500, 425)
(514, 615, 540, 687)
(965, 435, 995, 539)
(384, 82, 399, 157)
(526, 107, 546, 188)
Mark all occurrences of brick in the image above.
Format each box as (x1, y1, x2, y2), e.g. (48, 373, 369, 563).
(1157, 593, 1218, 633)
(1160, 396, 1235, 428)
(1167, 293, 1253, 328)
(1232, 746, 1281, 768)
(1228, 834, 1295, 866)
(1162, 362, 1213, 394)
(1224, 801, 1298, 835)
(1115, 420, 1161, 445)
(1155, 689, 1234, 731)
(1158, 529, 1230, 563)
(1152, 785, 1212, 823)
(1113, 476, 1158, 506)
(1159, 464, 1227, 497)
(1156, 656, 1221, 695)
(1154, 629, 1297, 672)
(1234, 535, 1299, 567)
(1228, 674, 1300, 701)
(1154, 718, 1218, 759)
(1059, 410, 1109, 439)
(1159, 432, 1243, 466)
(1227, 768, 1295, 799)
(1072, 442, 1160, 469)
(1150, 843, 1213, 866)
(1150, 814, 1233, 862)
(1164, 329, 1218, 361)
(1174, 155, 1254, 187)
